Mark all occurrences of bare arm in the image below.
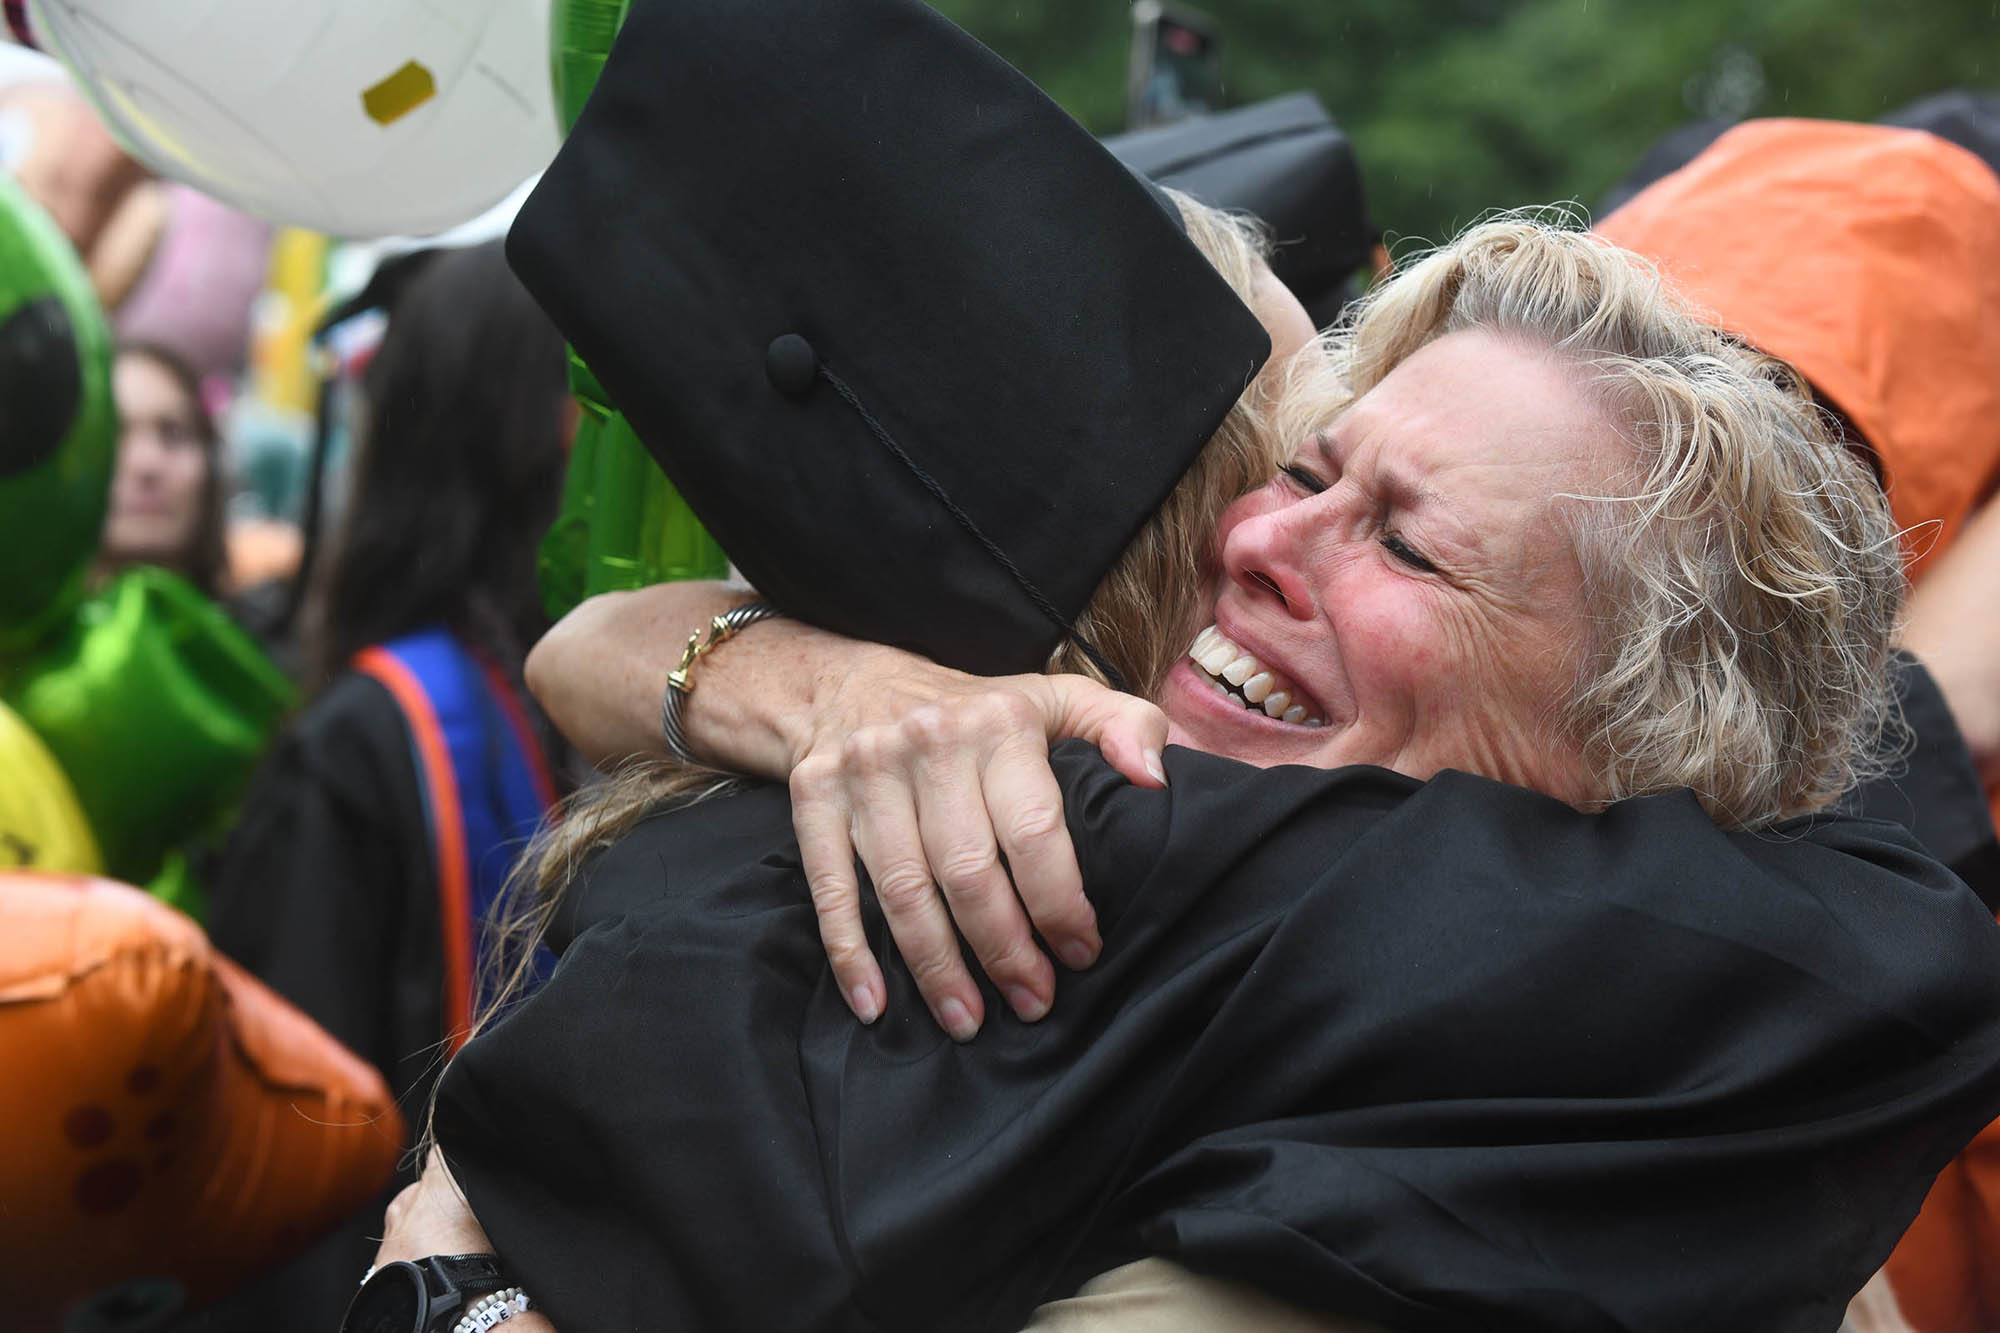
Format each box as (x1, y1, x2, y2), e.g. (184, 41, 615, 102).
(1905, 497, 2000, 787)
(373, 1151, 559, 1333)
(526, 583, 1168, 1037)
(525, 582, 804, 774)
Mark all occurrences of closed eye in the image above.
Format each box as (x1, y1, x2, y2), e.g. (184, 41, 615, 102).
(1280, 464, 1327, 495)
(1381, 533, 1438, 573)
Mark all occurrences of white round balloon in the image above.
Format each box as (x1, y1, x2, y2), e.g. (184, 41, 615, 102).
(22, 0, 561, 239)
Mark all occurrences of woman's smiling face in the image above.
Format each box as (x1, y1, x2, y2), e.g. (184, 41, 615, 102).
(1163, 327, 1631, 802)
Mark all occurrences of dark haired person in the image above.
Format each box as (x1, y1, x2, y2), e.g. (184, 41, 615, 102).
(198, 239, 571, 1328)
(97, 341, 228, 597)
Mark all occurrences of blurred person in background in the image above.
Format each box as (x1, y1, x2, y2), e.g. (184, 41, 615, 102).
(209, 237, 568, 1112)
(95, 341, 229, 597)
(99, 338, 307, 681)
(193, 239, 570, 1332)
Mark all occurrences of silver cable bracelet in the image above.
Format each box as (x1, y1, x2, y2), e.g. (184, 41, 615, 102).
(660, 600, 784, 763)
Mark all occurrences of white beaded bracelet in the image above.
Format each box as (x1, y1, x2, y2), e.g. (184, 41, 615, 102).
(453, 1286, 531, 1333)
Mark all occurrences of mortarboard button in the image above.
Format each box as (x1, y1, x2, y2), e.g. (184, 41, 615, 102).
(510, 0, 1269, 676)
(765, 334, 819, 399)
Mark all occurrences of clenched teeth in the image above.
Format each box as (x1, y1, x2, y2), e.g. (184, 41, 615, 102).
(1186, 626, 1323, 726)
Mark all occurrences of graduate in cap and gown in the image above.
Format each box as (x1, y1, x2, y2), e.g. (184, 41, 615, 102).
(360, 3, 2000, 1331)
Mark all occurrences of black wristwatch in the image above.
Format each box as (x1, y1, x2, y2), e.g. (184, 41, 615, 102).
(340, 1254, 511, 1333)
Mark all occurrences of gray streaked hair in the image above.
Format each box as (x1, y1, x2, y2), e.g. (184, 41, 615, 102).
(1275, 213, 1903, 828)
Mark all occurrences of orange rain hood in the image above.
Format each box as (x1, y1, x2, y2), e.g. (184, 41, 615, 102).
(1599, 118, 2000, 581)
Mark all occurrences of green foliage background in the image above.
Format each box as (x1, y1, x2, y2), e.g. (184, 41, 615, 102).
(928, 0, 1999, 247)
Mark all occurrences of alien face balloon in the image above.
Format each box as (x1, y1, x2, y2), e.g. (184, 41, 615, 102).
(0, 173, 114, 655)
(20, 0, 561, 239)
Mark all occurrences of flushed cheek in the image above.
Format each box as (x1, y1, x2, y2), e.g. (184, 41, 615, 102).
(1417, 611, 1579, 785)
(1322, 579, 1444, 687)
(1414, 601, 1541, 714)
(1328, 590, 1497, 737)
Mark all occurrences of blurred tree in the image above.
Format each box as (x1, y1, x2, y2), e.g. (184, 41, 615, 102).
(925, 0, 1127, 126)
(929, 0, 1999, 244)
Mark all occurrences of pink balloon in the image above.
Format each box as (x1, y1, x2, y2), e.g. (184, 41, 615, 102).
(113, 185, 272, 379)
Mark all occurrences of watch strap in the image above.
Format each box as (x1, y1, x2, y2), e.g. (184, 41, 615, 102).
(424, 1254, 507, 1291)
(419, 1254, 511, 1332)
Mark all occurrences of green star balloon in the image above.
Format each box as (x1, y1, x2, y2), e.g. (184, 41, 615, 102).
(551, 0, 633, 133)
(538, 0, 728, 619)
(2, 566, 293, 896)
(0, 173, 114, 656)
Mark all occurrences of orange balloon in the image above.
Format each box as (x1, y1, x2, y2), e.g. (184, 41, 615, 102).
(0, 872, 405, 1329)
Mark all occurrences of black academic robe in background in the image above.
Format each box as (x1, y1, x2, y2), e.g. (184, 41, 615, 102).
(206, 672, 446, 1108)
(1855, 655, 2000, 908)
(436, 743, 2000, 1333)
(191, 673, 444, 1332)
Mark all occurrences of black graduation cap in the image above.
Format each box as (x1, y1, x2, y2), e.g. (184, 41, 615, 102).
(1882, 88, 2000, 182)
(506, 0, 1270, 679)
(1103, 92, 1377, 327)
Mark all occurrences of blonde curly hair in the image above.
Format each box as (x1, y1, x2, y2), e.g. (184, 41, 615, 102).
(1273, 214, 1903, 828)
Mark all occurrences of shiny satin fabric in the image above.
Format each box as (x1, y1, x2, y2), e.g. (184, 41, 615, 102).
(0, 873, 404, 1330)
(438, 744, 2000, 1333)
(0, 566, 293, 887)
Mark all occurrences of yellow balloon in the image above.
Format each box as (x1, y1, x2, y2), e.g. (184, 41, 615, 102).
(0, 700, 101, 874)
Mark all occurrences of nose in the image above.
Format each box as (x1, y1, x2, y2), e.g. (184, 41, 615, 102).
(118, 429, 167, 480)
(1219, 487, 1321, 620)
(116, 448, 151, 493)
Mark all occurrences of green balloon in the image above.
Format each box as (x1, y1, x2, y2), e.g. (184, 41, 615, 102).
(0, 567, 295, 888)
(0, 174, 115, 656)
(538, 357, 731, 620)
(539, 0, 729, 620)
(551, 0, 633, 135)
(0, 173, 290, 911)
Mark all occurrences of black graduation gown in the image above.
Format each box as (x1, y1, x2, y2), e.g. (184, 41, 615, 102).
(195, 672, 442, 1333)
(1855, 655, 2000, 907)
(436, 742, 2000, 1333)
(206, 671, 446, 1112)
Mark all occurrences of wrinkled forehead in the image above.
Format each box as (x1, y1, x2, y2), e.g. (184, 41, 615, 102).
(1346, 331, 1630, 477)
